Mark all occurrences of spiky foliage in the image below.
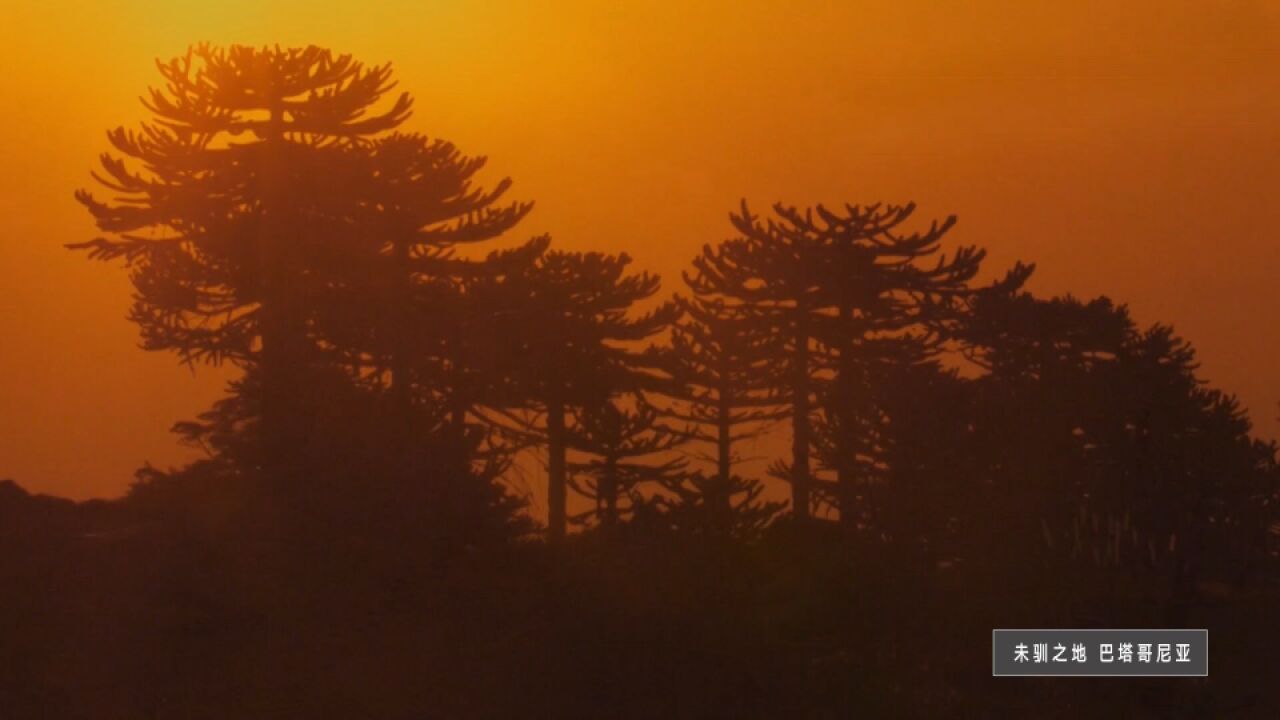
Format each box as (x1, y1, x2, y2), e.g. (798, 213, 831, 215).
(314, 131, 546, 421)
(71, 44, 413, 366)
(69, 46, 541, 537)
(647, 471, 785, 540)
(474, 250, 681, 539)
(666, 296, 785, 481)
(567, 397, 689, 528)
(688, 200, 1030, 523)
(959, 292, 1280, 590)
(136, 362, 532, 552)
(70, 45, 420, 481)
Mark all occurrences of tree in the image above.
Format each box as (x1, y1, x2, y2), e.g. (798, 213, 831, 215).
(566, 396, 689, 528)
(686, 228, 819, 520)
(665, 295, 785, 493)
(960, 291, 1280, 598)
(687, 200, 1029, 523)
(71, 44, 413, 479)
(644, 470, 785, 539)
(141, 361, 531, 550)
(960, 293, 1132, 530)
(474, 250, 679, 540)
(321, 132, 546, 421)
(308, 132, 549, 492)
(815, 356, 977, 563)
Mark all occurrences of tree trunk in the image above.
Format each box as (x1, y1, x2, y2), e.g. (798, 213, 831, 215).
(713, 366, 733, 516)
(450, 398, 468, 438)
(834, 387, 856, 530)
(546, 396, 568, 540)
(387, 239, 413, 412)
(256, 102, 309, 492)
(602, 458, 618, 527)
(791, 317, 811, 521)
(836, 315, 857, 530)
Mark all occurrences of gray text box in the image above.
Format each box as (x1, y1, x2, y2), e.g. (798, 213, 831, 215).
(992, 629, 1207, 676)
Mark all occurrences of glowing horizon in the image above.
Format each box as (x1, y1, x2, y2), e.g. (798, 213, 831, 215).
(2, 1, 1278, 499)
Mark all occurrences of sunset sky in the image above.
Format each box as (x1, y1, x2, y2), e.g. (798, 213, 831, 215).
(1, 1, 1277, 499)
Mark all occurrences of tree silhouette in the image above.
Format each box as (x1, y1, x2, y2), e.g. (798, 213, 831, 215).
(305, 131, 550, 493)
(686, 230, 818, 519)
(688, 200, 1029, 522)
(145, 361, 529, 548)
(644, 470, 785, 539)
(71, 45, 413, 480)
(817, 357, 976, 562)
(960, 291, 1279, 600)
(42, 42, 1280, 720)
(323, 132, 546, 421)
(475, 250, 679, 539)
(658, 294, 787, 528)
(566, 396, 688, 528)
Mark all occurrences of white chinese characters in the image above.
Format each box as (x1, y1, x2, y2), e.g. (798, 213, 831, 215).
(1013, 639, 1192, 664)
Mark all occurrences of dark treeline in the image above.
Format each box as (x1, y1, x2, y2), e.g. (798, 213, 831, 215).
(3, 44, 1279, 718)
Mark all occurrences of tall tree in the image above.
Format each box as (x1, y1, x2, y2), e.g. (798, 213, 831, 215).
(662, 294, 785, 519)
(71, 44, 412, 479)
(475, 250, 679, 540)
(814, 355, 977, 560)
(312, 132, 550, 505)
(324, 132, 545, 419)
(687, 200, 1029, 522)
(686, 229, 819, 519)
(961, 291, 1280, 598)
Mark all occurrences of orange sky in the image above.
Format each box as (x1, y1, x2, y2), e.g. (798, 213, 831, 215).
(1, 1, 1277, 500)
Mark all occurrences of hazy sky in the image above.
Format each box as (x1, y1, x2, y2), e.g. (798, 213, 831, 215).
(1, 1, 1277, 499)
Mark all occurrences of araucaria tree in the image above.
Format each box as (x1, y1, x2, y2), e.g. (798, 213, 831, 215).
(328, 132, 546, 423)
(567, 396, 688, 528)
(70, 46, 542, 542)
(960, 292, 1280, 593)
(688, 200, 1029, 523)
(72, 45, 413, 477)
(662, 293, 786, 527)
(476, 251, 679, 540)
(686, 229, 818, 520)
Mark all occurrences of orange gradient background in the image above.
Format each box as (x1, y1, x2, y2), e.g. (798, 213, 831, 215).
(1, 1, 1277, 499)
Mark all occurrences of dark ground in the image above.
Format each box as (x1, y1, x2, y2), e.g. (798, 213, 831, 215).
(2, 479, 1277, 719)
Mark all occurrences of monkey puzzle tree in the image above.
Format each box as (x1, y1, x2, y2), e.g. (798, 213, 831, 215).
(666, 296, 784, 485)
(321, 132, 545, 421)
(659, 293, 786, 523)
(958, 291, 1280, 598)
(689, 200, 1029, 524)
(72, 44, 413, 479)
(772, 202, 1030, 528)
(70, 45, 544, 542)
(813, 354, 978, 561)
(959, 293, 1132, 522)
(566, 396, 689, 529)
(686, 231, 819, 520)
(311, 135, 550, 512)
(474, 250, 680, 540)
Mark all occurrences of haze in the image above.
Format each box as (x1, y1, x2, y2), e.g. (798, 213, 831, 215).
(1, 0, 1277, 499)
